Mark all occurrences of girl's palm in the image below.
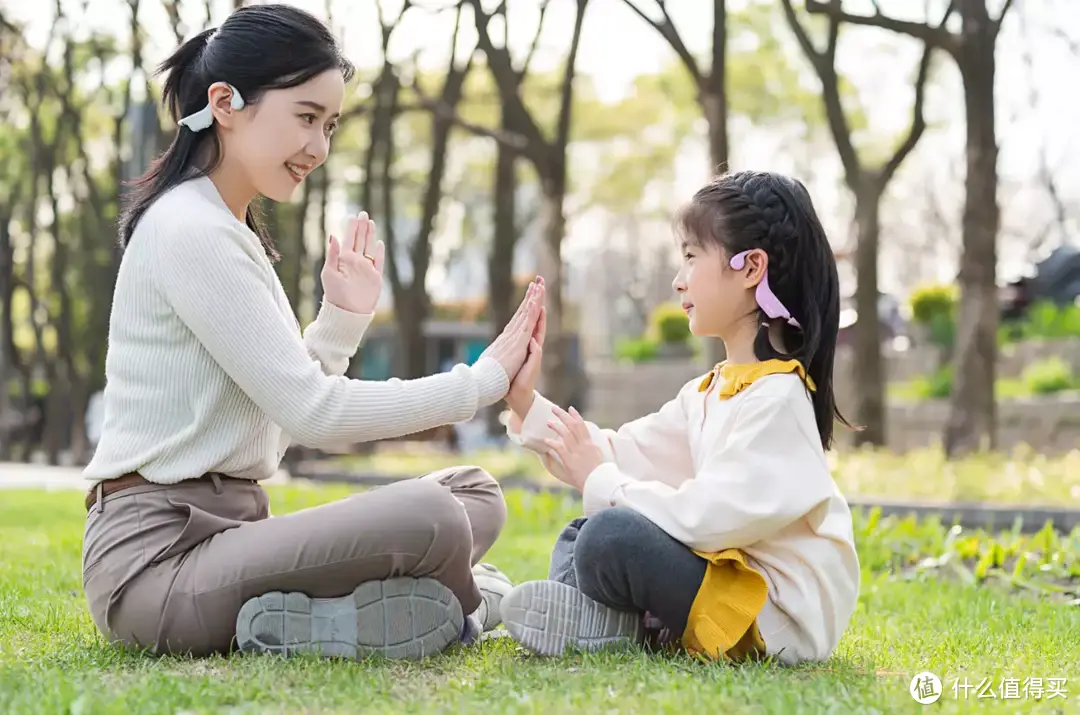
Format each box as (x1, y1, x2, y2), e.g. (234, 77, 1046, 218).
(507, 302, 545, 414)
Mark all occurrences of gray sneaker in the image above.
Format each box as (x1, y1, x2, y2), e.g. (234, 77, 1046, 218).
(471, 563, 514, 632)
(499, 580, 644, 656)
(235, 577, 463, 661)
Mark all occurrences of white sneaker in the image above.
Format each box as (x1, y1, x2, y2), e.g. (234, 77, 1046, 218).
(471, 563, 514, 632)
(499, 580, 644, 656)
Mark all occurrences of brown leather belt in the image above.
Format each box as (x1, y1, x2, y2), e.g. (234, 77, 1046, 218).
(84, 472, 247, 511)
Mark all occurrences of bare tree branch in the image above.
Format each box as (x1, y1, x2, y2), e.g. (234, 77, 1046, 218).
(466, 0, 550, 165)
(620, 0, 703, 86)
(880, 2, 955, 183)
(1018, 4, 1070, 258)
(781, 0, 860, 181)
(162, 0, 185, 44)
(878, 45, 932, 183)
(1050, 26, 1080, 54)
(554, 0, 588, 158)
(519, 0, 551, 78)
(995, 0, 1016, 31)
(805, 0, 960, 56)
(401, 70, 529, 149)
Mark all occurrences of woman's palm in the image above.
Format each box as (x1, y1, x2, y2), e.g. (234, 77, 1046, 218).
(322, 212, 384, 315)
(482, 279, 544, 380)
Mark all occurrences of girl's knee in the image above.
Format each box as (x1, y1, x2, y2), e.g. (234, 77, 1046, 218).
(573, 508, 651, 595)
(576, 508, 651, 562)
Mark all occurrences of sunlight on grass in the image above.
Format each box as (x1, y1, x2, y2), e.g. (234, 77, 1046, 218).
(336, 443, 1080, 506)
(2, 486, 1078, 714)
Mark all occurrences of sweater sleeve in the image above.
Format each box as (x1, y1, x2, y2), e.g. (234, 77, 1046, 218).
(302, 300, 372, 377)
(580, 394, 833, 552)
(507, 387, 695, 494)
(150, 222, 508, 449)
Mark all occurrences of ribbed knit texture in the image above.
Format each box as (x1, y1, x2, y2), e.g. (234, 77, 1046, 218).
(84, 176, 509, 485)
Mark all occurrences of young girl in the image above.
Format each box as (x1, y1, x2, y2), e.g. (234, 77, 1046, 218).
(499, 170, 860, 665)
(81, 4, 529, 662)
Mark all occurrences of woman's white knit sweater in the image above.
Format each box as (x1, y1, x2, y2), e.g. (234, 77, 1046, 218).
(84, 176, 508, 485)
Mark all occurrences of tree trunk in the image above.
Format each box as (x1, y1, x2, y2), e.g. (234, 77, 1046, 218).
(376, 81, 430, 381)
(278, 179, 310, 316)
(0, 204, 16, 460)
(944, 12, 1000, 457)
(395, 292, 429, 379)
(702, 0, 728, 366)
(489, 141, 519, 339)
(852, 187, 885, 446)
(467, 0, 587, 409)
(312, 166, 329, 310)
(538, 180, 576, 407)
(486, 133, 520, 433)
(700, 92, 729, 366)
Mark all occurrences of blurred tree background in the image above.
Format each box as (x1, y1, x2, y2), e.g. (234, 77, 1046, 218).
(2, 0, 1079, 466)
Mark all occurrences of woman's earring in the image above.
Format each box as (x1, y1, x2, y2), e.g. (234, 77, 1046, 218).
(177, 83, 245, 132)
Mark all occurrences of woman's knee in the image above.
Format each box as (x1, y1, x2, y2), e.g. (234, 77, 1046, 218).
(406, 480, 475, 556)
(437, 465, 507, 551)
(451, 465, 506, 516)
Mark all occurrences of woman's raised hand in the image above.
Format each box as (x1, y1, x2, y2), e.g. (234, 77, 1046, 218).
(321, 211, 385, 315)
(480, 277, 545, 381)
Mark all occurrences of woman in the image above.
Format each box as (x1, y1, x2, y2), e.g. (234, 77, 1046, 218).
(81, 4, 539, 661)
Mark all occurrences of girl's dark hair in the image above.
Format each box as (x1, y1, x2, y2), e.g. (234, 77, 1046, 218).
(118, 4, 355, 261)
(674, 170, 855, 450)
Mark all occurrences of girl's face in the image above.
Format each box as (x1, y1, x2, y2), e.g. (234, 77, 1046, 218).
(671, 239, 765, 339)
(213, 69, 345, 202)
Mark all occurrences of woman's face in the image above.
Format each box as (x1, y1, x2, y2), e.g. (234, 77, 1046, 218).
(215, 69, 345, 202)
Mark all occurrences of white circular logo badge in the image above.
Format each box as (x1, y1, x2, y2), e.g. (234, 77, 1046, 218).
(910, 671, 943, 704)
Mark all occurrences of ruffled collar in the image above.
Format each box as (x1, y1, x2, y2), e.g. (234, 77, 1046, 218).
(697, 358, 816, 400)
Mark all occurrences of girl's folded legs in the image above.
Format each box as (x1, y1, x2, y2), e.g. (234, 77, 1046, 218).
(500, 507, 707, 656)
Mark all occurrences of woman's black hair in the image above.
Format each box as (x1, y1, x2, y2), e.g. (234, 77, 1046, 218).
(674, 170, 855, 450)
(118, 4, 355, 261)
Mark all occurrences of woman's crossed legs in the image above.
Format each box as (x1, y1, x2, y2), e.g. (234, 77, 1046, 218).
(83, 466, 510, 660)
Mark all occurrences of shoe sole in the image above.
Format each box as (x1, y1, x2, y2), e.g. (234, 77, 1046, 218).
(235, 577, 463, 661)
(500, 581, 644, 656)
(474, 570, 514, 632)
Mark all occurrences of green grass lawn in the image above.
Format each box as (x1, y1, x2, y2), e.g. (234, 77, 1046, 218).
(337, 444, 1080, 506)
(2, 484, 1079, 714)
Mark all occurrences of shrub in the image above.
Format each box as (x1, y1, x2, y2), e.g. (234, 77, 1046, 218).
(909, 283, 958, 326)
(909, 365, 954, 399)
(1022, 356, 1075, 395)
(649, 302, 690, 344)
(1019, 300, 1080, 341)
(909, 284, 958, 354)
(926, 312, 957, 353)
(614, 337, 659, 363)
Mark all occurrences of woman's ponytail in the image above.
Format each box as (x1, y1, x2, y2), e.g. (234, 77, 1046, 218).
(159, 28, 215, 123)
(118, 28, 218, 249)
(116, 5, 353, 260)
